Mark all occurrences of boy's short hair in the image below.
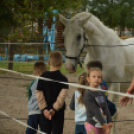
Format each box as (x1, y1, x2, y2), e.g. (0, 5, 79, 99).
(87, 60, 102, 71)
(49, 51, 63, 67)
(34, 62, 46, 75)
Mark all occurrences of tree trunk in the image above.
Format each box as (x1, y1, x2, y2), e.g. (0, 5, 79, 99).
(132, 29, 134, 37)
(38, 5, 44, 61)
(119, 30, 122, 37)
(119, 27, 124, 37)
(8, 42, 14, 70)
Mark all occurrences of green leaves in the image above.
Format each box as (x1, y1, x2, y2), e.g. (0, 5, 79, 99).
(88, 0, 134, 29)
(0, 0, 84, 42)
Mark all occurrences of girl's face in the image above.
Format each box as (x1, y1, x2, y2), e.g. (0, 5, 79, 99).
(87, 70, 102, 88)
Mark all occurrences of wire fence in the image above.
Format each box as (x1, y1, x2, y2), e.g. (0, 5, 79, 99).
(1, 41, 134, 133)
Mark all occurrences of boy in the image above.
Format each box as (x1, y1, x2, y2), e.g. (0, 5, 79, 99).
(36, 51, 69, 134)
(86, 60, 116, 116)
(26, 61, 46, 134)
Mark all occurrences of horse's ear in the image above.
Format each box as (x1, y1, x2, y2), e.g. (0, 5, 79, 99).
(58, 14, 69, 26)
(78, 15, 91, 27)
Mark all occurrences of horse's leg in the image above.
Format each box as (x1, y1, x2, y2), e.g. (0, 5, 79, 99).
(108, 83, 120, 134)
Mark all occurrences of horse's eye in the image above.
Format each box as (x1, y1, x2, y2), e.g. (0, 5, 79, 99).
(77, 34, 81, 40)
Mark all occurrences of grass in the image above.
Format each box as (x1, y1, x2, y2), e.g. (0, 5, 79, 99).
(0, 62, 85, 75)
(0, 62, 85, 98)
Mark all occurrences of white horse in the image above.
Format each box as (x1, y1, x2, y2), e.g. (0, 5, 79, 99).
(59, 12, 134, 134)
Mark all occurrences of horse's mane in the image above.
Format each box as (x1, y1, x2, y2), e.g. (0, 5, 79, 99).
(72, 12, 105, 29)
(72, 12, 123, 43)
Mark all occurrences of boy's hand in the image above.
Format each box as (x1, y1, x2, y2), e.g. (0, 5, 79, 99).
(50, 109, 55, 119)
(43, 109, 51, 120)
(43, 109, 55, 120)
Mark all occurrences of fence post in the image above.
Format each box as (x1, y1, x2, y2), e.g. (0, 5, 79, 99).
(8, 40, 14, 70)
(38, 14, 44, 61)
(38, 37, 44, 61)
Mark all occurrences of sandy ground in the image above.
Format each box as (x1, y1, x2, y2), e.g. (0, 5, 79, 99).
(0, 73, 134, 134)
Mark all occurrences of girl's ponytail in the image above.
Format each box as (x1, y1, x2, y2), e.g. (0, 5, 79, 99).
(77, 72, 88, 104)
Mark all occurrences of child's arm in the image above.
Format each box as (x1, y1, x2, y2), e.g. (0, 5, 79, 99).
(127, 77, 134, 93)
(36, 79, 48, 111)
(69, 93, 75, 110)
(84, 91, 106, 126)
(53, 88, 68, 111)
(36, 90, 48, 110)
(53, 77, 69, 111)
(28, 86, 32, 100)
(105, 98, 112, 123)
(28, 81, 35, 100)
(36, 90, 52, 120)
(105, 97, 113, 133)
(119, 77, 134, 106)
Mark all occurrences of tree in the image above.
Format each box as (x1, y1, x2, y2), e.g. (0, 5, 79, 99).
(0, 0, 81, 66)
(22, 0, 81, 61)
(86, 0, 134, 33)
(0, 0, 26, 69)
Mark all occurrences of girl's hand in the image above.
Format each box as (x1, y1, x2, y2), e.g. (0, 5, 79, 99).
(102, 123, 113, 134)
(107, 122, 113, 133)
(102, 123, 108, 133)
(107, 122, 113, 128)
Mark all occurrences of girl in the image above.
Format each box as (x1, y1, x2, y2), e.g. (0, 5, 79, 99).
(86, 60, 116, 116)
(70, 72, 88, 134)
(83, 68, 113, 134)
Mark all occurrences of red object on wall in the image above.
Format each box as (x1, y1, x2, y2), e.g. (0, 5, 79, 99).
(57, 17, 65, 44)
(46, 17, 53, 29)
(45, 16, 65, 48)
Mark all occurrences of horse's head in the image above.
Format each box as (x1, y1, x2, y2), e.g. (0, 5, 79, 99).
(59, 14, 91, 73)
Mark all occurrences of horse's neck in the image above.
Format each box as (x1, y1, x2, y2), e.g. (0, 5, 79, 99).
(84, 18, 123, 60)
(86, 19, 122, 44)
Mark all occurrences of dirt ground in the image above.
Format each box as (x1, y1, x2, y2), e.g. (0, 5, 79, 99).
(0, 73, 134, 134)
